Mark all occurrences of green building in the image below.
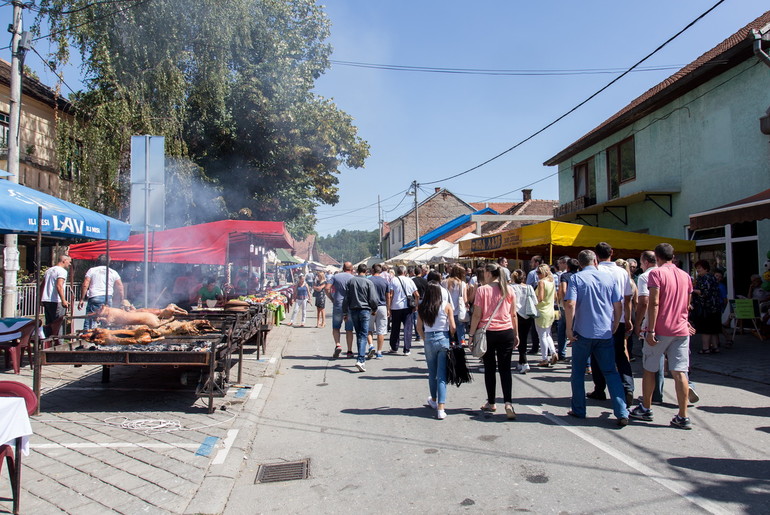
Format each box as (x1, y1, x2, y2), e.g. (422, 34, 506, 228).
(545, 11, 770, 299)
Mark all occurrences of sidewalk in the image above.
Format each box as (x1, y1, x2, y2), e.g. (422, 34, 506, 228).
(688, 330, 770, 386)
(0, 323, 293, 514)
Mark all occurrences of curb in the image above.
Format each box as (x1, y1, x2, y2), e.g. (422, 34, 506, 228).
(183, 325, 290, 514)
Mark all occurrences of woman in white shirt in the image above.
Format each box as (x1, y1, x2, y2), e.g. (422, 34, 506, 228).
(417, 282, 456, 420)
(442, 265, 469, 346)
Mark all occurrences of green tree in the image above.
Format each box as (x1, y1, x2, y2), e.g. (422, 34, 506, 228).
(37, 0, 369, 236)
(317, 229, 378, 264)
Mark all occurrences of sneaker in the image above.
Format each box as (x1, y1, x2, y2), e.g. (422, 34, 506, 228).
(688, 385, 700, 404)
(670, 415, 692, 429)
(333, 346, 342, 359)
(346, 351, 354, 359)
(355, 361, 366, 372)
(374, 353, 384, 360)
(629, 404, 653, 421)
(403, 351, 411, 356)
(427, 397, 438, 410)
(436, 409, 446, 420)
(385, 349, 399, 355)
(519, 363, 530, 375)
(366, 346, 376, 359)
(617, 417, 629, 427)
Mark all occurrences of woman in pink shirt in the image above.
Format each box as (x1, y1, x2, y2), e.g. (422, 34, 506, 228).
(468, 262, 520, 419)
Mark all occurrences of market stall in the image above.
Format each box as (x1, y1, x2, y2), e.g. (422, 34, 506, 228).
(0, 179, 131, 413)
(459, 220, 696, 261)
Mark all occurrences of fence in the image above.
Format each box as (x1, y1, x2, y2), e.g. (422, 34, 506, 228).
(10, 282, 82, 317)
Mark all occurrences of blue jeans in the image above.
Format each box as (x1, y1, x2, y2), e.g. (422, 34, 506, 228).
(84, 295, 112, 330)
(453, 315, 466, 345)
(424, 331, 450, 404)
(349, 309, 371, 363)
(571, 335, 629, 419)
(556, 308, 567, 359)
(332, 307, 354, 331)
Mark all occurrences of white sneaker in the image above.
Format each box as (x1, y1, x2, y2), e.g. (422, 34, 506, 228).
(355, 361, 366, 372)
(427, 397, 438, 410)
(436, 409, 447, 420)
(519, 364, 530, 374)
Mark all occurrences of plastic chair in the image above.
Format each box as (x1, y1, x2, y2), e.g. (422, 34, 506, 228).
(0, 321, 36, 375)
(0, 381, 36, 515)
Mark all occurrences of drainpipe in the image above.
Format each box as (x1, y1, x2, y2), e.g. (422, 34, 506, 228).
(751, 29, 770, 68)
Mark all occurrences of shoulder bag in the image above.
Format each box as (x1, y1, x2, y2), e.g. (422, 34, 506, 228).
(398, 277, 416, 311)
(523, 285, 539, 318)
(472, 288, 506, 358)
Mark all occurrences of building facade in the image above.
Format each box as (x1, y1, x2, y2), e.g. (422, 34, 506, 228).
(545, 11, 770, 298)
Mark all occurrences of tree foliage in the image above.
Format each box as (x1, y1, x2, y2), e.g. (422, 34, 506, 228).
(317, 229, 379, 264)
(36, 0, 369, 236)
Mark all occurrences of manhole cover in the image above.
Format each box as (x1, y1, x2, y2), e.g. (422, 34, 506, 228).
(255, 459, 310, 484)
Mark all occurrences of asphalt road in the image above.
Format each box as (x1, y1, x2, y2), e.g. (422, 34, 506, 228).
(226, 315, 770, 514)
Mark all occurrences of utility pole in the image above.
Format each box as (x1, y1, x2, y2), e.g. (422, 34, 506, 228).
(412, 180, 420, 247)
(377, 195, 382, 258)
(2, 1, 29, 317)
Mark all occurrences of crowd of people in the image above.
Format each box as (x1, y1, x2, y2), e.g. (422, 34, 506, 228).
(286, 241, 738, 430)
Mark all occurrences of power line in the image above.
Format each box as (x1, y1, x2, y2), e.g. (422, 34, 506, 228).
(330, 60, 686, 77)
(421, 0, 726, 187)
(315, 189, 406, 221)
(0, 0, 151, 51)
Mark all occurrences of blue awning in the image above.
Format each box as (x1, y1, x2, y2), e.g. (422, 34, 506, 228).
(400, 207, 498, 251)
(0, 180, 131, 241)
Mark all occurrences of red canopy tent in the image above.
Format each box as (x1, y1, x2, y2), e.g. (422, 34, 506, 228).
(69, 220, 294, 265)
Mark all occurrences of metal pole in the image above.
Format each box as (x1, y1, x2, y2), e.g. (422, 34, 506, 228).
(105, 222, 111, 306)
(2, 1, 25, 318)
(33, 207, 42, 414)
(143, 136, 150, 307)
(413, 181, 420, 247)
(377, 195, 382, 258)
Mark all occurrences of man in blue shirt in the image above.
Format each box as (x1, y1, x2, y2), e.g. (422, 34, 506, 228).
(564, 249, 629, 426)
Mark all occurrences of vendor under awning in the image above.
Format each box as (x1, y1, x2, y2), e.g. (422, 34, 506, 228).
(459, 220, 696, 262)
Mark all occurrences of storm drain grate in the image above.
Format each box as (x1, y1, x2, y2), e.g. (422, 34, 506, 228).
(255, 459, 309, 483)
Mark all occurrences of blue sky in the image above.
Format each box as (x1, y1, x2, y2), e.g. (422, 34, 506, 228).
(2, 1, 768, 237)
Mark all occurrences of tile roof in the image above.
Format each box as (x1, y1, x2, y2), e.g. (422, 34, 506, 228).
(544, 10, 770, 166)
(469, 202, 518, 213)
(481, 199, 558, 234)
(0, 58, 75, 113)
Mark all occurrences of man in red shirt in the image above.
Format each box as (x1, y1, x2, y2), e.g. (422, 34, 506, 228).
(629, 243, 695, 429)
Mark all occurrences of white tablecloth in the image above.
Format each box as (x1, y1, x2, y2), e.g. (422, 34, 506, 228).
(0, 398, 32, 456)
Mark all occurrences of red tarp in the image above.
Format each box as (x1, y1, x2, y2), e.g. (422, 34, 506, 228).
(69, 220, 294, 265)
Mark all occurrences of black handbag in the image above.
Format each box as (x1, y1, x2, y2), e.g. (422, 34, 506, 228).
(446, 345, 473, 387)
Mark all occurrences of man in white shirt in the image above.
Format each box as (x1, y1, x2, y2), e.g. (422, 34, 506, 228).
(387, 265, 419, 355)
(587, 242, 635, 406)
(79, 255, 124, 329)
(41, 254, 71, 326)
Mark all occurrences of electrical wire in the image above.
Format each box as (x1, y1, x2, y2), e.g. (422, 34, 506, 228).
(330, 60, 687, 77)
(0, 0, 151, 51)
(420, 0, 726, 187)
(315, 188, 407, 221)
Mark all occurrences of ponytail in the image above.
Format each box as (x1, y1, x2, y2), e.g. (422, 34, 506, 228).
(484, 262, 511, 300)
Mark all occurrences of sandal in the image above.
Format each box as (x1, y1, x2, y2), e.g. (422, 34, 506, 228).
(505, 403, 516, 420)
(697, 349, 712, 354)
(710, 347, 721, 354)
(480, 403, 497, 412)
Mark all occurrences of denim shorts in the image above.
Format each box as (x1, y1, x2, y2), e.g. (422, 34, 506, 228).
(332, 307, 354, 331)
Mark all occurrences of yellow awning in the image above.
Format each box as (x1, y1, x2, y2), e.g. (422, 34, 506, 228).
(459, 221, 695, 261)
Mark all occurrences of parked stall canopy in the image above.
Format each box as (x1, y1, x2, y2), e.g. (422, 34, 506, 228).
(459, 220, 696, 261)
(69, 220, 293, 265)
(0, 180, 130, 240)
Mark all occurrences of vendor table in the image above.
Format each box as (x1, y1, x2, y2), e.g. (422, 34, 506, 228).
(0, 397, 33, 514)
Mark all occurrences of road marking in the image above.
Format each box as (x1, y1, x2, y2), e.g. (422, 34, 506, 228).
(525, 406, 731, 515)
(33, 442, 201, 449)
(211, 429, 238, 465)
(195, 436, 219, 456)
(249, 384, 263, 401)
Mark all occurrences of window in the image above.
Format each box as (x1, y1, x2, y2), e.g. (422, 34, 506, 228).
(606, 136, 635, 199)
(60, 140, 83, 181)
(573, 157, 596, 203)
(0, 112, 9, 151)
